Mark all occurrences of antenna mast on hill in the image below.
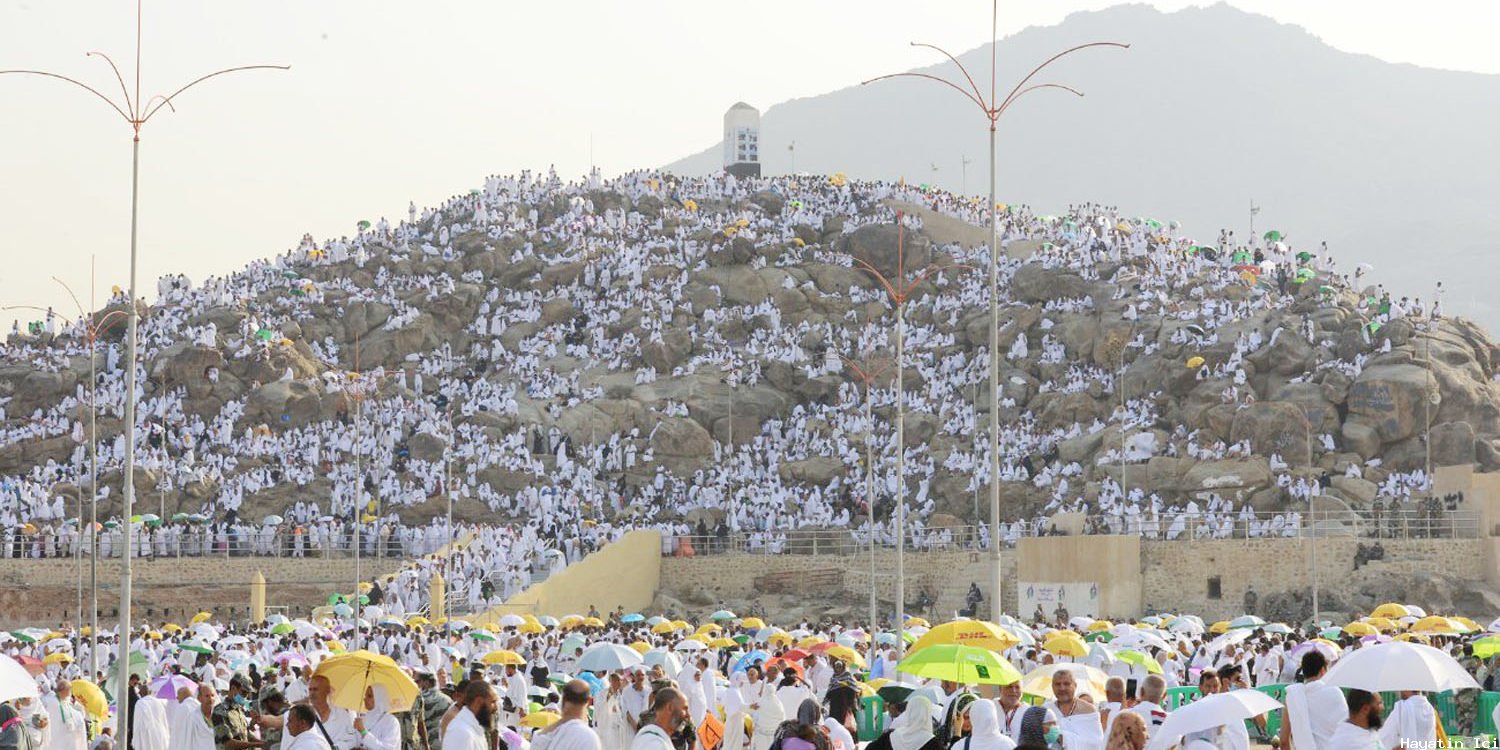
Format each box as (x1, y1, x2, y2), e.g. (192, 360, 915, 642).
(2, 2, 286, 737)
(1250, 200, 1260, 243)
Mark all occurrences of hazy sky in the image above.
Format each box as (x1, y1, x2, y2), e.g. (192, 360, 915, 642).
(2, 0, 1496, 323)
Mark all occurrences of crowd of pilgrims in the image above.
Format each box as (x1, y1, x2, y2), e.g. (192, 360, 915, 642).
(3, 607, 1491, 750)
(0, 169, 1451, 592)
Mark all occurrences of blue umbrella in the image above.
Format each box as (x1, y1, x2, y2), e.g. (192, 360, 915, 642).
(709, 610, 737, 621)
(621, 613, 645, 624)
(731, 650, 771, 674)
(576, 672, 605, 695)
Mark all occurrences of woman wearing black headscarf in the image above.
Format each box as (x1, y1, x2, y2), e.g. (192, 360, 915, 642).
(771, 699, 832, 750)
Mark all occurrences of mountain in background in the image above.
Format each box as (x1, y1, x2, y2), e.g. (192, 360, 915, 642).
(666, 2, 1500, 328)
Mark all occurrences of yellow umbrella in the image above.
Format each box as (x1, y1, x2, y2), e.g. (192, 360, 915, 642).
(69, 680, 107, 719)
(314, 650, 420, 712)
(482, 650, 526, 666)
(43, 653, 73, 665)
(905, 617, 930, 628)
(520, 711, 561, 729)
(768, 633, 793, 647)
(80, 626, 93, 637)
(629, 641, 651, 654)
(1208, 621, 1230, 634)
(796, 636, 825, 648)
(669, 620, 690, 631)
(1455, 617, 1481, 633)
(560, 615, 584, 628)
(1362, 617, 1398, 632)
(1411, 616, 1467, 634)
(696, 624, 722, 635)
(909, 621, 1021, 655)
(522, 614, 541, 625)
(826, 646, 866, 668)
(1371, 603, 1411, 619)
(1395, 633, 1431, 644)
(407, 616, 431, 627)
(583, 617, 607, 629)
(709, 638, 737, 649)
(1085, 620, 1114, 633)
(683, 634, 709, 644)
(145, 631, 163, 641)
(326, 640, 347, 653)
(1043, 634, 1089, 658)
(518, 622, 545, 635)
(163, 623, 183, 633)
(1021, 664, 1110, 701)
(867, 678, 893, 692)
(190, 612, 213, 625)
(1343, 622, 1379, 637)
(740, 617, 766, 629)
(651, 622, 676, 635)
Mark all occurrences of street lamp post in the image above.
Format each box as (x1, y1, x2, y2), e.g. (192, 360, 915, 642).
(863, 2, 1126, 619)
(839, 213, 958, 655)
(839, 354, 893, 636)
(5, 275, 126, 677)
(1, 2, 286, 727)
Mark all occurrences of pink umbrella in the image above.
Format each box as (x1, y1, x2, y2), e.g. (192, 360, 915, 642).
(149, 674, 198, 699)
(274, 652, 309, 668)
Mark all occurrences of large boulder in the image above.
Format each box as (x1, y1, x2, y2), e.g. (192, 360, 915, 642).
(408, 432, 448, 463)
(1230, 402, 1313, 464)
(1348, 364, 1439, 443)
(778, 456, 845, 485)
(838, 223, 932, 281)
(651, 417, 714, 459)
(1181, 458, 1273, 493)
(1011, 265, 1088, 303)
(1429, 421, 1477, 468)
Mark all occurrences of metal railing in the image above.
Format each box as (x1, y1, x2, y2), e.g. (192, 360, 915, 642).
(661, 508, 1484, 558)
(0, 529, 430, 560)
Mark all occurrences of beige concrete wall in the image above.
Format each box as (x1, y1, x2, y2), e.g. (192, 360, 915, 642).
(1140, 538, 1486, 619)
(0, 556, 404, 627)
(1018, 535, 1142, 619)
(482, 530, 662, 618)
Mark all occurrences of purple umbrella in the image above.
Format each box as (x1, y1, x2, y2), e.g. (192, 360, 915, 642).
(1360, 634, 1392, 645)
(274, 652, 309, 668)
(150, 674, 197, 699)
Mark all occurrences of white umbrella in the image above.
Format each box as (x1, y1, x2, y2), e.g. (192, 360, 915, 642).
(498, 614, 526, 628)
(1169, 618, 1205, 634)
(576, 643, 644, 673)
(1145, 690, 1282, 750)
(1068, 616, 1095, 630)
(1205, 629, 1252, 652)
(642, 648, 682, 676)
(1112, 631, 1172, 652)
(1488, 616, 1500, 634)
(1323, 642, 1480, 692)
(0, 655, 40, 703)
(675, 639, 707, 652)
(1020, 664, 1110, 701)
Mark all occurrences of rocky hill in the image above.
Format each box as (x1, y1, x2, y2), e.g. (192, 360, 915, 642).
(0, 171, 1495, 536)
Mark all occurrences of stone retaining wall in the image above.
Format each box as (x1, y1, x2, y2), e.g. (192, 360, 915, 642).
(0, 557, 404, 627)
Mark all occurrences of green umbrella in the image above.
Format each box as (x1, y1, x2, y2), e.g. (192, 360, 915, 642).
(9, 631, 36, 643)
(254, 329, 275, 342)
(1113, 650, 1164, 675)
(1318, 285, 1335, 294)
(270, 622, 295, 636)
(178, 642, 213, 655)
(1143, 218, 1162, 229)
(1319, 627, 1343, 640)
(170, 513, 191, 522)
(327, 594, 347, 606)
(357, 220, 371, 231)
(470, 630, 498, 642)
(1473, 636, 1500, 659)
(1264, 230, 1283, 242)
(1083, 631, 1114, 643)
(282, 270, 299, 279)
(895, 643, 1022, 685)
(731, 634, 751, 646)
(1296, 251, 1314, 262)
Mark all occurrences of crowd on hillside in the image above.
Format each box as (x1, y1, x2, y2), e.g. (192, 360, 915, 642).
(0, 169, 1458, 596)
